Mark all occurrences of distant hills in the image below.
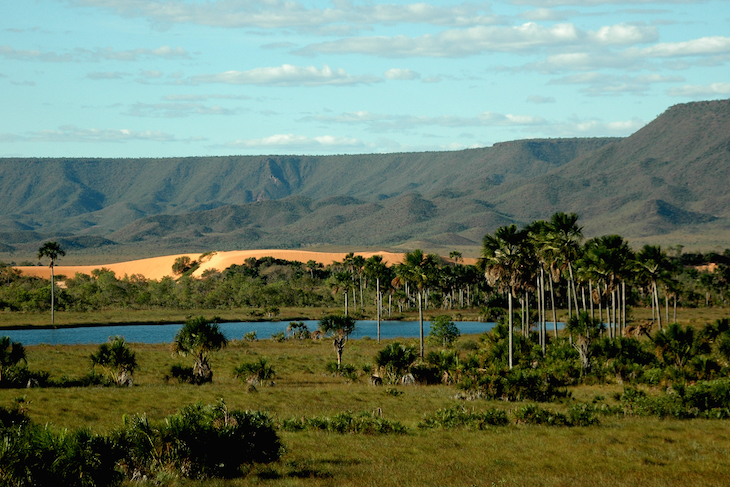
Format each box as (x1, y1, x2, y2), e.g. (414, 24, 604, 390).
(1, 99, 729, 259)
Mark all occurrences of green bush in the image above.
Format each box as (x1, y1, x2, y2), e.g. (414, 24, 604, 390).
(427, 315, 461, 348)
(419, 405, 509, 429)
(116, 401, 283, 480)
(234, 357, 276, 385)
(460, 368, 570, 402)
(513, 404, 570, 426)
(280, 411, 406, 435)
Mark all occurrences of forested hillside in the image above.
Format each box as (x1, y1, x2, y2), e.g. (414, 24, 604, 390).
(1, 99, 729, 257)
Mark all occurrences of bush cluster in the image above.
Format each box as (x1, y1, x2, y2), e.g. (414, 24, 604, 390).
(0, 401, 283, 486)
(280, 411, 406, 435)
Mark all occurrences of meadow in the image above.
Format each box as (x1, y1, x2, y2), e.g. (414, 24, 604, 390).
(3, 314, 730, 487)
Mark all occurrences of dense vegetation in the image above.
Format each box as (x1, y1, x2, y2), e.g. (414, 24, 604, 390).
(3, 209, 730, 484)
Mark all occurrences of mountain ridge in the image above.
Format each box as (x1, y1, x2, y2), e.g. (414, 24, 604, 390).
(1, 99, 729, 257)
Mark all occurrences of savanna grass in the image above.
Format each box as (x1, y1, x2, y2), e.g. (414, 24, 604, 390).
(2, 333, 730, 486)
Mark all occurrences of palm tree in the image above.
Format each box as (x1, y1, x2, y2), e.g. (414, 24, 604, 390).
(37, 241, 66, 324)
(90, 336, 139, 386)
(635, 245, 672, 331)
(481, 225, 531, 369)
(582, 236, 633, 338)
(364, 255, 389, 343)
(546, 212, 583, 320)
(172, 316, 228, 384)
(318, 314, 356, 369)
(393, 249, 438, 358)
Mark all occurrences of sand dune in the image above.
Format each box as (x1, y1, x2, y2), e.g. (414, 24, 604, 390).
(17, 249, 477, 281)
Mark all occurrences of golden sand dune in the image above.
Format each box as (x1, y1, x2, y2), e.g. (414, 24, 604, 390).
(17, 249, 452, 281)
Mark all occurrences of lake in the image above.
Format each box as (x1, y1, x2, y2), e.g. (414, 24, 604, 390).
(0, 320, 519, 346)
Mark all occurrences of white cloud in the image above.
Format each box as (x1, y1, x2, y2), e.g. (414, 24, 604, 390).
(384, 68, 420, 80)
(538, 116, 645, 137)
(527, 95, 556, 103)
(0, 45, 72, 62)
(31, 125, 177, 142)
(550, 72, 684, 95)
(1, 44, 189, 62)
(519, 8, 578, 21)
(510, 0, 705, 5)
(69, 0, 501, 30)
(162, 93, 252, 101)
(191, 64, 381, 86)
(668, 82, 730, 96)
(228, 133, 367, 150)
(295, 22, 658, 58)
(589, 23, 658, 45)
(300, 110, 547, 132)
(638, 36, 730, 57)
(87, 71, 128, 79)
(126, 102, 239, 118)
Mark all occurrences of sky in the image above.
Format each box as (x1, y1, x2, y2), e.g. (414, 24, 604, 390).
(1, 0, 729, 158)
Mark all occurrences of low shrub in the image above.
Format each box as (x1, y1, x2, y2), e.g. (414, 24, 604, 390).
(234, 357, 276, 385)
(116, 401, 283, 480)
(513, 404, 570, 426)
(419, 405, 509, 430)
(280, 411, 407, 435)
(459, 368, 570, 402)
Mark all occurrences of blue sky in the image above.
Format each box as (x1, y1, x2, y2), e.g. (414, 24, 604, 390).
(1, 0, 729, 158)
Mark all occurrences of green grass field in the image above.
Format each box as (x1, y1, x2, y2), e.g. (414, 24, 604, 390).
(3, 319, 730, 487)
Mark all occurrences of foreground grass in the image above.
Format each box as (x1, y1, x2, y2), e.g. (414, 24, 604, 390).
(3, 335, 730, 486)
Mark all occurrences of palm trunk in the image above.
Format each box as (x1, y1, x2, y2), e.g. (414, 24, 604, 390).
(621, 280, 626, 334)
(51, 264, 55, 324)
(418, 290, 424, 359)
(508, 291, 514, 369)
(376, 278, 381, 343)
(568, 262, 579, 315)
(549, 276, 557, 338)
(653, 281, 662, 331)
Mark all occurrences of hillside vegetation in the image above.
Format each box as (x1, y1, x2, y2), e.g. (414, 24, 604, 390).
(1, 99, 729, 258)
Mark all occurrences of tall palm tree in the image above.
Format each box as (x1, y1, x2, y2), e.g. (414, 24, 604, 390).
(546, 212, 583, 320)
(481, 225, 531, 369)
(37, 241, 66, 324)
(393, 249, 438, 358)
(582, 236, 632, 337)
(635, 245, 672, 331)
(364, 255, 389, 343)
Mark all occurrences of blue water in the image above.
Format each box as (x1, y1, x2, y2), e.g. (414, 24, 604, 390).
(1, 320, 512, 346)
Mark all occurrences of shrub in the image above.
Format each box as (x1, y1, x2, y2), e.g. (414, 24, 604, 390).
(419, 405, 509, 429)
(513, 404, 570, 426)
(90, 336, 138, 386)
(280, 411, 406, 435)
(427, 315, 460, 348)
(234, 357, 275, 385)
(325, 361, 357, 381)
(286, 321, 310, 340)
(242, 331, 258, 342)
(374, 342, 418, 384)
(116, 401, 283, 480)
(460, 368, 570, 402)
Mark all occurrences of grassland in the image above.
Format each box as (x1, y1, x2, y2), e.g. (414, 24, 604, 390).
(3, 312, 730, 486)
